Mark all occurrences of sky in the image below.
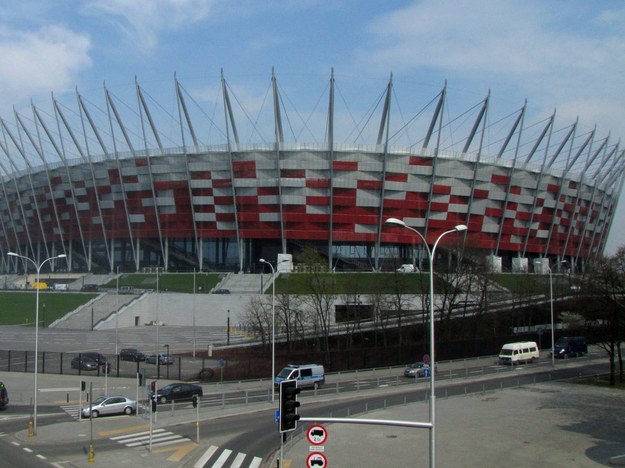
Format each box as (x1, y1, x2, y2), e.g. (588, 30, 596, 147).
(0, 0, 624, 254)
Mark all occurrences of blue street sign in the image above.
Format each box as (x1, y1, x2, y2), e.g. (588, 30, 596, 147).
(275, 410, 280, 423)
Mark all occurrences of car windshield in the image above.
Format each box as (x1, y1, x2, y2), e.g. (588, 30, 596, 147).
(408, 363, 423, 368)
(555, 338, 568, 346)
(500, 349, 513, 356)
(277, 368, 293, 378)
(93, 396, 107, 405)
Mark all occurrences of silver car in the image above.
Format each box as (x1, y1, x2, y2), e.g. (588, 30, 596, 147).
(403, 362, 432, 378)
(81, 395, 136, 418)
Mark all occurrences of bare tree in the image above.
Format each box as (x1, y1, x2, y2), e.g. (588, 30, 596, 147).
(241, 295, 272, 347)
(579, 248, 625, 385)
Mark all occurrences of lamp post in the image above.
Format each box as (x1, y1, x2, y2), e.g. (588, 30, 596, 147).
(115, 266, 119, 357)
(384, 219, 466, 468)
(192, 268, 196, 358)
(259, 258, 277, 403)
(7, 251, 66, 436)
(536, 260, 555, 367)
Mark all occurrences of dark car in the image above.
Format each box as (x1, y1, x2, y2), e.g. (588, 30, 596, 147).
(197, 368, 215, 381)
(80, 284, 99, 292)
(82, 352, 108, 366)
(151, 383, 203, 404)
(212, 288, 230, 294)
(554, 336, 588, 358)
(119, 348, 146, 362)
(71, 356, 99, 371)
(145, 352, 174, 365)
(0, 382, 8, 408)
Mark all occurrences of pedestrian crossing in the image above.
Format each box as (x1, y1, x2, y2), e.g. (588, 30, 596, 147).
(60, 404, 80, 420)
(193, 445, 262, 468)
(111, 427, 190, 448)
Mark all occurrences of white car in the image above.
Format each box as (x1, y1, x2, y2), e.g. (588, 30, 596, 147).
(396, 264, 417, 273)
(81, 395, 136, 418)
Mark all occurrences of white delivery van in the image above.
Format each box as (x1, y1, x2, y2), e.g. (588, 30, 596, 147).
(275, 364, 325, 389)
(498, 341, 540, 365)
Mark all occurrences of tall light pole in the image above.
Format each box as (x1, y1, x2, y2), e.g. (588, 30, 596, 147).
(8, 251, 66, 436)
(536, 260, 555, 367)
(115, 265, 119, 357)
(259, 258, 276, 403)
(193, 268, 196, 358)
(384, 218, 467, 468)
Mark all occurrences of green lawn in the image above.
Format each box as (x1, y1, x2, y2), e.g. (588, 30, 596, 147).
(0, 291, 97, 327)
(274, 272, 432, 295)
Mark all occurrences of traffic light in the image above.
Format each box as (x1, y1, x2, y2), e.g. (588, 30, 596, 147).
(151, 395, 157, 413)
(192, 395, 198, 408)
(279, 379, 300, 432)
(137, 373, 143, 386)
(81, 381, 86, 391)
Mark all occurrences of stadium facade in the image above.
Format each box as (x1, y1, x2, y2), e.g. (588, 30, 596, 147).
(1, 72, 623, 275)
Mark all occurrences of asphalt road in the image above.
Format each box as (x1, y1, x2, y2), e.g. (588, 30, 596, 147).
(0, 353, 613, 467)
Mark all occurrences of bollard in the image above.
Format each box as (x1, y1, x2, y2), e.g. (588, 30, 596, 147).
(67, 393, 69, 403)
(28, 419, 33, 437)
(88, 442, 95, 463)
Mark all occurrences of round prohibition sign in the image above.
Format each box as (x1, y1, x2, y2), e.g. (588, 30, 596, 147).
(306, 452, 328, 467)
(307, 424, 328, 445)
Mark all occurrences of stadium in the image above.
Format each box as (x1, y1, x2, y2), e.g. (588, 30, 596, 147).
(0, 71, 622, 275)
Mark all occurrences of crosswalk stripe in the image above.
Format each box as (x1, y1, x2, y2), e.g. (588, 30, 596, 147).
(194, 445, 219, 468)
(125, 434, 181, 447)
(230, 452, 246, 468)
(111, 428, 166, 440)
(212, 449, 232, 468)
(249, 456, 262, 468)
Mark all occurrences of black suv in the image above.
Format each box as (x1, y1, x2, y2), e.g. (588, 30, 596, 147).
(119, 348, 146, 362)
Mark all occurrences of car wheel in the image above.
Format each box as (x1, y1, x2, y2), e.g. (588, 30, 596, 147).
(124, 406, 133, 415)
(159, 396, 167, 404)
(91, 410, 99, 418)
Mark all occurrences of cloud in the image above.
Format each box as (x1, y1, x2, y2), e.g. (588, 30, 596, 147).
(0, 25, 91, 106)
(359, 0, 625, 141)
(85, 0, 217, 52)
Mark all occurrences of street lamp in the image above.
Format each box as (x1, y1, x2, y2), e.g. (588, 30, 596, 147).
(536, 260, 555, 367)
(384, 218, 467, 468)
(259, 258, 277, 403)
(7, 251, 67, 436)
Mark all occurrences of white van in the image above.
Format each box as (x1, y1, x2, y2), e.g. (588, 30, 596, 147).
(396, 264, 418, 273)
(498, 341, 540, 365)
(275, 364, 325, 389)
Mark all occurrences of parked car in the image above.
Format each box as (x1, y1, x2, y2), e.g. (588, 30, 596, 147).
(150, 383, 203, 404)
(145, 352, 174, 365)
(81, 284, 99, 292)
(403, 362, 434, 378)
(119, 348, 146, 362)
(81, 395, 136, 418)
(81, 352, 108, 366)
(212, 288, 230, 294)
(396, 264, 417, 273)
(71, 356, 99, 371)
(0, 382, 8, 409)
(197, 368, 215, 381)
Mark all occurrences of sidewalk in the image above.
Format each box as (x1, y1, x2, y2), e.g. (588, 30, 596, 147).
(281, 381, 625, 467)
